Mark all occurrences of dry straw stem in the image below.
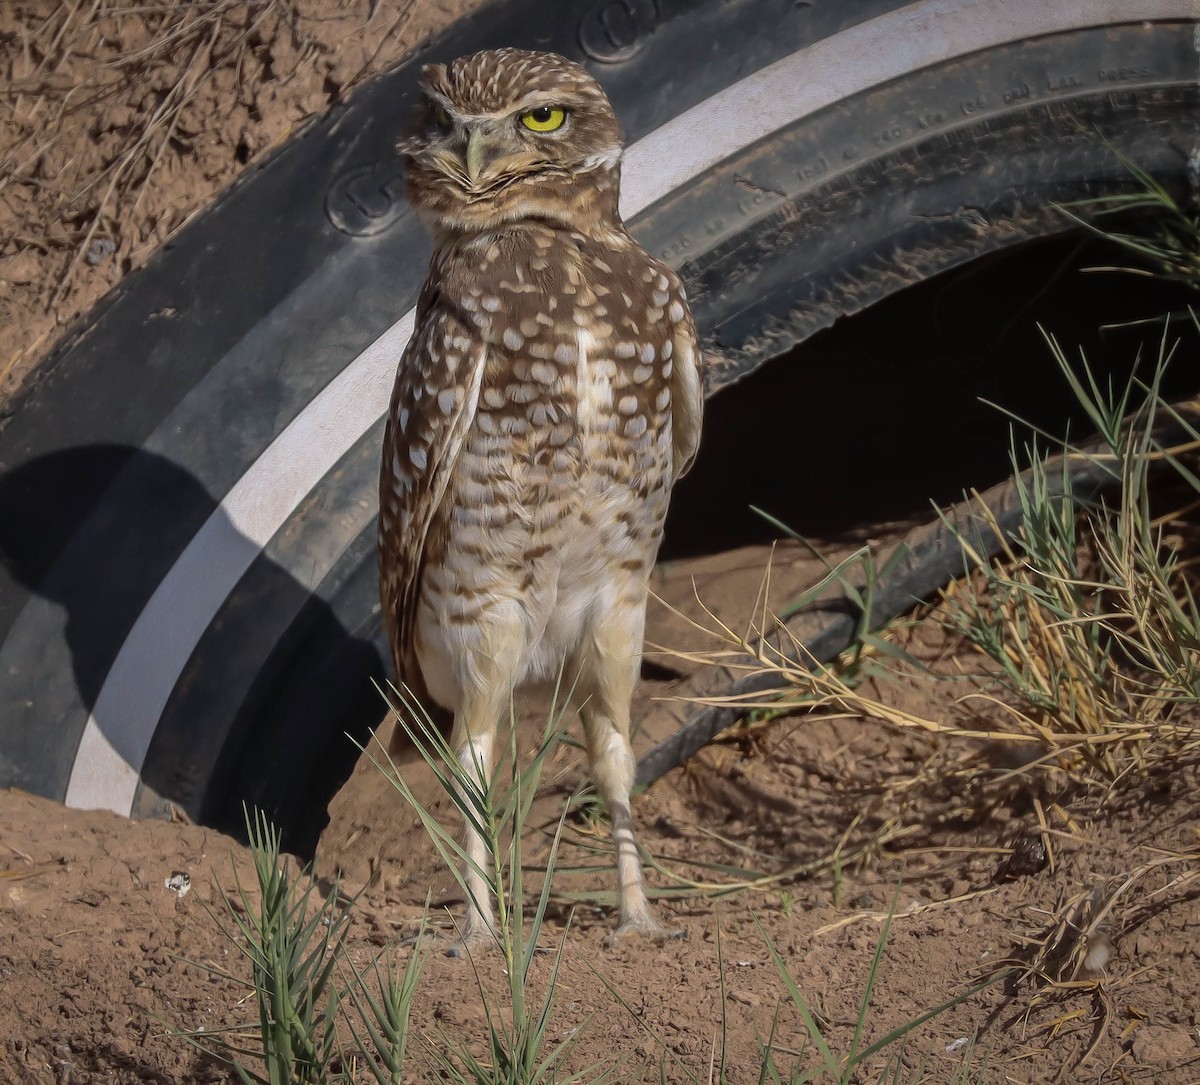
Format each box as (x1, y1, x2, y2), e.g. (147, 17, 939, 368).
(811, 884, 1002, 937)
(658, 571, 1042, 749)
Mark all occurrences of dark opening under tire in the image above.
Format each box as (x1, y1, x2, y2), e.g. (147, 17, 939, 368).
(1, 0, 1197, 855)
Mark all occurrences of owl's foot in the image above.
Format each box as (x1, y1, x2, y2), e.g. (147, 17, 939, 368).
(602, 910, 687, 948)
(444, 915, 498, 958)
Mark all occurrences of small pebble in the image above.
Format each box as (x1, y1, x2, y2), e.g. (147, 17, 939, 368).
(86, 238, 116, 265)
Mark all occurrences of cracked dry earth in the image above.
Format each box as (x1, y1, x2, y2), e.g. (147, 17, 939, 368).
(2, 2, 1200, 1083)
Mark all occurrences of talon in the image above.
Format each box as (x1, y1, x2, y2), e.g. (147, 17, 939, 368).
(603, 914, 686, 948)
(445, 919, 497, 957)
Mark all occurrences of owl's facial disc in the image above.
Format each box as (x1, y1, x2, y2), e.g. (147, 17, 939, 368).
(404, 50, 624, 233)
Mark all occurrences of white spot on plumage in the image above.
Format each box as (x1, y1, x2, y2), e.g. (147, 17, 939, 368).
(530, 360, 557, 384)
(409, 444, 428, 470)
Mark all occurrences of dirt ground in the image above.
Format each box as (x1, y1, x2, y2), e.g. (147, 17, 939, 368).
(3, 2, 1200, 1083)
(4, 536, 1200, 1083)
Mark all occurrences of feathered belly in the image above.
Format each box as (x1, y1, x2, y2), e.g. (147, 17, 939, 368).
(414, 412, 672, 709)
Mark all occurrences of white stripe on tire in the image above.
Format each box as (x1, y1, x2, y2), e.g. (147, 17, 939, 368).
(66, 0, 1200, 813)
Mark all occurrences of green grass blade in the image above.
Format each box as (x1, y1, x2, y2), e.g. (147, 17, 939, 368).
(752, 913, 839, 1079)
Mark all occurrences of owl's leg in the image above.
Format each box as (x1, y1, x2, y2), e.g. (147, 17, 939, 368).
(577, 599, 681, 946)
(446, 691, 503, 954)
(418, 593, 525, 956)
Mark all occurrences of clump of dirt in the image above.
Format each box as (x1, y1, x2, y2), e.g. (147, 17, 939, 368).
(0, 0, 483, 401)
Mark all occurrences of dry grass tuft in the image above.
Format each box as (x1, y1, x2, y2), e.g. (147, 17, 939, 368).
(939, 354, 1200, 800)
(665, 352, 1200, 821)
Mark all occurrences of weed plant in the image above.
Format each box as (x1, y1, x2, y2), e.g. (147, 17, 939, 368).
(754, 895, 994, 1085)
(178, 807, 426, 1084)
(593, 901, 993, 1084)
(940, 342, 1200, 792)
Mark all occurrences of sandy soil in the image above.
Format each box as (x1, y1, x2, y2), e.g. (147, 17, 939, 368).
(4, 537, 1199, 1083)
(2, 2, 1200, 1083)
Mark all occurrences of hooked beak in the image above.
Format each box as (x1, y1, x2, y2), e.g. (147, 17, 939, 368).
(465, 128, 486, 185)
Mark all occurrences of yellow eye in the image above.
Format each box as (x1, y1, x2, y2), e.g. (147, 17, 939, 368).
(520, 106, 566, 132)
(433, 104, 452, 131)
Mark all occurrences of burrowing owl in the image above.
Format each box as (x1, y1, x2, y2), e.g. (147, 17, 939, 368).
(379, 48, 703, 947)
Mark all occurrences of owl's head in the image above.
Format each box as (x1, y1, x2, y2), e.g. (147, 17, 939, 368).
(402, 48, 623, 235)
